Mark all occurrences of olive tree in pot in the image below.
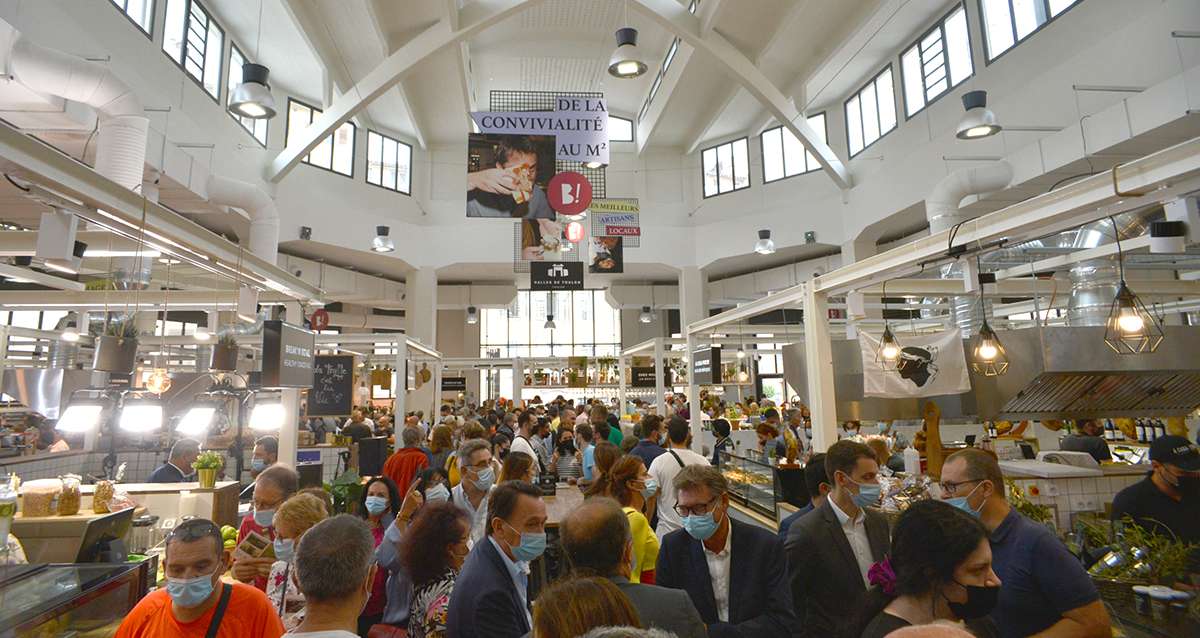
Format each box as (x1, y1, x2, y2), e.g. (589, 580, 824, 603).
(210, 334, 239, 371)
(93, 319, 141, 374)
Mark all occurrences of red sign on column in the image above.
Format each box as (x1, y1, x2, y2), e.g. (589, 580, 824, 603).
(547, 171, 593, 216)
(310, 308, 331, 331)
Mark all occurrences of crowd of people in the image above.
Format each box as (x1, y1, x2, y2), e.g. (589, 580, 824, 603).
(113, 395, 1200, 638)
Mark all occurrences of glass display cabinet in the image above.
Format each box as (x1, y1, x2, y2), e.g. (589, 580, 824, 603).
(719, 449, 781, 518)
(0, 560, 153, 636)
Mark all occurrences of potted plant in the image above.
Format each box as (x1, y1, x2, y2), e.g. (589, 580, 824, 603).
(210, 333, 239, 371)
(93, 319, 140, 374)
(192, 451, 224, 489)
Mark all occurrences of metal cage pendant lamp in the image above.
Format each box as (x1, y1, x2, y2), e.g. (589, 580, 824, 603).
(875, 279, 903, 372)
(1102, 216, 1164, 354)
(969, 263, 1009, 376)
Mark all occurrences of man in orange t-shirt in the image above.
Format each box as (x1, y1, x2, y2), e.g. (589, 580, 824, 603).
(116, 518, 284, 638)
(382, 426, 429, 496)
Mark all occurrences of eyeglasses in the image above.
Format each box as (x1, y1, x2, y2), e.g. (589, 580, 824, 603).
(939, 479, 983, 495)
(674, 495, 721, 517)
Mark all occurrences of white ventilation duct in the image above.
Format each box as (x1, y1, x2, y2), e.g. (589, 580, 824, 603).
(924, 161, 1013, 337)
(4, 34, 147, 190)
(205, 174, 279, 264)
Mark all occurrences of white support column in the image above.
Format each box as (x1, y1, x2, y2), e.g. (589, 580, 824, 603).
(279, 388, 300, 468)
(678, 266, 708, 328)
(432, 361, 443, 418)
(617, 355, 628, 417)
(392, 341, 408, 418)
(512, 357, 524, 407)
(685, 333, 703, 453)
(803, 285, 838, 452)
(406, 268, 438, 347)
(653, 338, 666, 416)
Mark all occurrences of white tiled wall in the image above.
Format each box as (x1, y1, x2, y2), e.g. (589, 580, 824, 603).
(0, 452, 89, 482)
(1010, 473, 1145, 531)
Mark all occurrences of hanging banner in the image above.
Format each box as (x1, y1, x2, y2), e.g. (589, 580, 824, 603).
(467, 133, 558, 219)
(261, 321, 315, 388)
(692, 346, 722, 386)
(470, 97, 609, 164)
(590, 199, 640, 237)
(859, 328, 971, 398)
(530, 261, 584, 291)
(589, 236, 624, 273)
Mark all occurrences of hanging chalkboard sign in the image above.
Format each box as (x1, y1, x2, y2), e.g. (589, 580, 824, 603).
(309, 354, 354, 417)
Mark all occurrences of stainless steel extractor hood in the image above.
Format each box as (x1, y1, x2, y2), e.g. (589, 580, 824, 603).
(783, 325, 1200, 421)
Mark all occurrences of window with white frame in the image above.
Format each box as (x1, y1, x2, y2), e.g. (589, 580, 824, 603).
(478, 290, 621, 359)
(638, 1, 696, 123)
(761, 113, 827, 183)
(366, 130, 412, 194)
(980, 0, 1083, 61)
(2, 310, 67, 358)
(109, 0, 154, 35)
(286, 98, 356, 177)
(845, 67, 897, 157)
(162, 0, 224, 99)
(227, 46, 269, 146)
(900, 4, 973, 117)
(701, 137, 750, 198)
(608, 116, 634, 143)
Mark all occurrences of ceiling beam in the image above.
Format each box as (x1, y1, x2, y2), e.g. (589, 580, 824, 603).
(631, 0, 852, 189)
(684, 85, 739, 155)
(268, 0, 550, 183)
(635, 40, 693, 154)
(363, 0, 428, 149)
(0, 263, 85, 290)
(697, 0, 722, 34)
(281, 0, 378, 131)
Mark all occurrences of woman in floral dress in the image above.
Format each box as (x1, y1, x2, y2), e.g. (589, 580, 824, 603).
(399, 501, 471, 638)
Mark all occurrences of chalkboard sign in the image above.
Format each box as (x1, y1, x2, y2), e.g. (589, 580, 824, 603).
(261, 320, 315, 388)
(692, 346, 721, 385)
(309, 354, 354, 417)
(441, 377, 467, 392)
(631, 367, 671, 388)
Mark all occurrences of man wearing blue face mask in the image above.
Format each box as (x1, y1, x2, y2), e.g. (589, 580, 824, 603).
(785, 440, 890, 638)
(657, 464, 798, 637)
(446, 481, 547, 638)
(452, 439, 496, 546)
(232, 465, 298, 591)
(115, 518, 284, 637)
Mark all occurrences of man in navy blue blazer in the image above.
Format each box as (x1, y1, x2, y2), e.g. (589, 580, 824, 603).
(657, 464, 799, 638)
(447, 480, 547, 638)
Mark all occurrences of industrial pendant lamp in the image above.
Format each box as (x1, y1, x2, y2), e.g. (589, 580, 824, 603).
(466, 306, 479, 325)
(956, 90, 1001, 140)
(754, 229, 776, 255)
(1102, 217, 1164, 354)
(61, 319, 81, 343)
(875, 280, 903, 372)
(229, 1, 276, 119)
(639, 285, 656, 323)
(608, 27, 647, 79)
(969, 262, 1009, 376)
(544, 313, 556, 330)
(372, 226, 395, 253)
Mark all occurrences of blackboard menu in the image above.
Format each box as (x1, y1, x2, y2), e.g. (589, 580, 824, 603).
(692, 346, 721, 385)
(441, 377, 467, 392)
(261, 320, 315, 388)
(631, 367, 671, 388)
(309, 354, 354, 417)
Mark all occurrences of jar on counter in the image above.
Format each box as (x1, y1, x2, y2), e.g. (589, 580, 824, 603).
(20, 479, 61, 517)
(57, 475, 81, 516)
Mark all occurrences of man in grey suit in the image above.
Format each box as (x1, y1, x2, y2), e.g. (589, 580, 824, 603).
(785, 440, 890, 638)
(561, 497, 707, 638)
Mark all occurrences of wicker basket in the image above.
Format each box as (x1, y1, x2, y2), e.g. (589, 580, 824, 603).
(1092, 576, 1149, 609)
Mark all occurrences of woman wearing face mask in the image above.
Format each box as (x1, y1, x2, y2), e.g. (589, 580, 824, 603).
(856, 500, 1002, 638)
(550, 428, 582, 483)
(356, 476, 402, 635)
(608, 455, 660, 584)
(401, 502, 472, 638)
(266, 493, 328, 630)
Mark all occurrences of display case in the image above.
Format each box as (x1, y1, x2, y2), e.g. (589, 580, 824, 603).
(0, 560, 153, 636)
(719, 449, 780, 518)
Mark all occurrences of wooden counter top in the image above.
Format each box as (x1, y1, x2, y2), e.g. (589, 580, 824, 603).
(16, 480, 239, 495)
(543, 485, 585, 528)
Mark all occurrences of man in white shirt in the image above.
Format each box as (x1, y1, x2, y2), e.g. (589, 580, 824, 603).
(286, 514, 377, 638)
(648, 416, 710, 540)
(451, 439, 495, 546)
(508, 411, 541, 476)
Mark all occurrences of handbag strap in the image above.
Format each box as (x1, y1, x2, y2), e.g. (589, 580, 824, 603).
(205, 583, 233, 638)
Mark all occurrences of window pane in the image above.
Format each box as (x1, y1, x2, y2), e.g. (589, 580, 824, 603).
(805, 113, 825, 170)
(781, 126, 804, 177)
(944, 7, 973, 87)
(1049, 0, 1078, 16)
(310, 135, 333, 169)
(228, 47, 244, 99)
(332, 123, 354, 176)
(382, 136, 397, 189)
(366, 131, 382, 185)
(901, 46, 924, 116)
(1012, 0, 1043, 40)
(162, 0, 186, 62)
(761, 128, 784, 182)
(608, 116, 634, 142)
(702, 148, 718, 197)
(732, 138, 749, 189)
(664, 39, 679, 72)
(846, 96, 864, 156)
(202, 20, 222, 98)
(877, 69, 897, 134)
(716, 143, 733, 193)
(981, 0, 1016, 58)
(860, 82, 879, 145)
(396, 141, 412, 194)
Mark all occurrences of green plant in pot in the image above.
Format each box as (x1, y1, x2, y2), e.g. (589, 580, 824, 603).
(93, 318, 141, 374)
(192, 450, 224, 488)
(210, 333, 239, 371)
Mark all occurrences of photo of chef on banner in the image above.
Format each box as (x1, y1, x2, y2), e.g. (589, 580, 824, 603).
(589, 236, 624, 273)
(466, 133, 556, 219)
(520, 217, 566, 261)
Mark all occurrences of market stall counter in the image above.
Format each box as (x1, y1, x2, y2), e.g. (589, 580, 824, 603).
(0, 559, 155, 636)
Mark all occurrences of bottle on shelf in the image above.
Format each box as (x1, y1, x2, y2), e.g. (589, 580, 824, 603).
(1136, 419, 1147, 443)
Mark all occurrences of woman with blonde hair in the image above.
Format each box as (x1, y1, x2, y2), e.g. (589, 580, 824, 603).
(267, 492, 328, 629)
(532, 576, 641, 638)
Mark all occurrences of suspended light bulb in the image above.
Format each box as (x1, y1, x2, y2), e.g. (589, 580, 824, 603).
(956, 90, 1002, 140)
(638, 306, 654, 324)
(607, 28, 648, 79)
(229, 63, 277, 119)
(736, 367, 750, 383)
(875, 326, 903, 372)
(970, 320, 1009, 376)
(145, 368, 172, 395)
(194, 326, 212, 342)
(466, 306, 479, 325)
(582, 160, 606, 169)
(1104, 281, 1163, 354)
(736, 347, 746, 359)
(61, 325, 81, 342)
(754, 229, 776, 255)
(371, 226, 395, 253)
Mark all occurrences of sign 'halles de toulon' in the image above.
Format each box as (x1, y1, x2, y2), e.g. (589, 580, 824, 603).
(471, 98, 610, 165)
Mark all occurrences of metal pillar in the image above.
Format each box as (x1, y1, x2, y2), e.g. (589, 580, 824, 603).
(512, 356, 524, 407)
(432, 360, 443, 417)
(392, 341, 407, 419)
(803, 285, 838, 452)
(279, 388, 300, 467)
(653, 338, 665, 416)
